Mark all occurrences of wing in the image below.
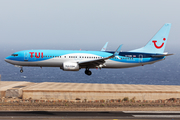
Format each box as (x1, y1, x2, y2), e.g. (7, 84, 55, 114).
(79, 55, 113, 68)
(79, 44, 123, 68)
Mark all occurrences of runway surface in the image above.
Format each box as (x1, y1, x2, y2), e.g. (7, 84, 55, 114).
(0, 111, 179, 120)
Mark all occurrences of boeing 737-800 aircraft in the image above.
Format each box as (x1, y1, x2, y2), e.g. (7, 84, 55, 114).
(5, 23, 173, 76)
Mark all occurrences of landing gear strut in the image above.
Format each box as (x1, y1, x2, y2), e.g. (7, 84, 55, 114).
(85, 68, 92, 76)
(20, 68, 23, 73)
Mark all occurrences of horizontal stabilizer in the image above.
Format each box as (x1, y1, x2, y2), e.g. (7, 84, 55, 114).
(151, 53, 174, 58)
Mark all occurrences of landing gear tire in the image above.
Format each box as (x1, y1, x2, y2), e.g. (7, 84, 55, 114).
(85, 70, 92, 76)
(20, 69, 23, 73)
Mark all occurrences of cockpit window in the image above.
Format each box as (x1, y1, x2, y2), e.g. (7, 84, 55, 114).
(11, 54, 18, 57)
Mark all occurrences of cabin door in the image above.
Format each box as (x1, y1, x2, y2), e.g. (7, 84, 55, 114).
(139, 54, 143, 63)
(24, 52, 29, 61)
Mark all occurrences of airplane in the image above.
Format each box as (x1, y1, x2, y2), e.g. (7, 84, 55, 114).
(5, 23, 173, 76)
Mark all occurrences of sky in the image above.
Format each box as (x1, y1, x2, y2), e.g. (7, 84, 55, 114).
(0, 0, 179, 56)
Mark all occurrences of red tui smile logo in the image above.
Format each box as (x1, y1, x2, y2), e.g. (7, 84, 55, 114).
(152, 38, 166, 49)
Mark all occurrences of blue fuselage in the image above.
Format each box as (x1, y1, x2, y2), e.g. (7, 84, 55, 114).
(5, 50, 164, 68)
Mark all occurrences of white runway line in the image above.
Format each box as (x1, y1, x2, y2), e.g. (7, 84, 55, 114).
(124, 111, 180, 113)
(133, 115, 180, 118)
(123, 111, 180, 118)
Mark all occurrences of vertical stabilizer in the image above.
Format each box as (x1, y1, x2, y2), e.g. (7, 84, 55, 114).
(129, 23, 171, 54)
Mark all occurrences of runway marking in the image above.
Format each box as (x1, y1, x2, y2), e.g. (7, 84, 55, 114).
(123, 111, 180, 113)
(124, 111, 180, 118)
(133, 115, 180, 118)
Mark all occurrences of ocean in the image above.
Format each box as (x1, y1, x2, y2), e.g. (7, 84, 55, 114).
(0, 50, 179, 85)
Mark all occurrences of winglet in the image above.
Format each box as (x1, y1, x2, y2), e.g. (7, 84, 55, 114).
(101, 42, 108, 51)
(114, 44, 123, 56)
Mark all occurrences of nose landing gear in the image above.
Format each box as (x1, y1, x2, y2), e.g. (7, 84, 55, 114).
(85, 68, 92, 76)
(20, 68, 23, 73)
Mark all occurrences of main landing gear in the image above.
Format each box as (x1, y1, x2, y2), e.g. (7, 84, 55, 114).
(85, 68, 92, 76)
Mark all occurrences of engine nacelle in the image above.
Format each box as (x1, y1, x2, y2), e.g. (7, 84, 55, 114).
(62, 62, 80, 71)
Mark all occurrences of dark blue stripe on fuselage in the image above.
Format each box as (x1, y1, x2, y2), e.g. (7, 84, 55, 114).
(105, 51, 162, 58)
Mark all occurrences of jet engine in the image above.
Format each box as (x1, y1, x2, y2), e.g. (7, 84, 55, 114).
(61, 62, 80, 71)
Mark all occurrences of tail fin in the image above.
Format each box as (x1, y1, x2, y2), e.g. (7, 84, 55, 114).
(129, 23, 171, 54)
